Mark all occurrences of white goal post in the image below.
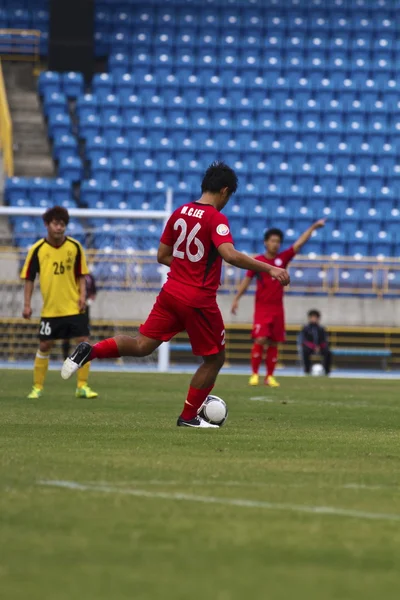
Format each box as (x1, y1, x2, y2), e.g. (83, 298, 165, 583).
(0, 188, 174, 372)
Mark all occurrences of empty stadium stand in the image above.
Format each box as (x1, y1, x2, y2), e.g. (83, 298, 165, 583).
(3, 0, 400, 288)
(0, 0, 48, 55)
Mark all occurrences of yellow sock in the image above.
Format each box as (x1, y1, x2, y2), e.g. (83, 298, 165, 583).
(77, 361, 90, 388)
(34, 350, 50, 390)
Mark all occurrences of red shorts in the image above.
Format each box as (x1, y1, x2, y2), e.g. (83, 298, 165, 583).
(139, 289, 225, 356)
(252, 309, 286, 342)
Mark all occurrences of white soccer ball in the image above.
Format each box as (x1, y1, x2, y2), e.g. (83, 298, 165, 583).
(199, 395, 228, 426)
(311, 363, 325, 377)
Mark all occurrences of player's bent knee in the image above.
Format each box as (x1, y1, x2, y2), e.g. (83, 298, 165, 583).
(136, 334, 162, 357)
(203, 349, 225, 371)
(255, 337, 267, 345)
(39, 340, 53, 353)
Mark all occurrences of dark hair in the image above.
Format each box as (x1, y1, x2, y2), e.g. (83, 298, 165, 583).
(308, 309, 321, 319)
(201, 161, 238, 195)
(264, 228, 284, 242)
(43, 206, 70, 225)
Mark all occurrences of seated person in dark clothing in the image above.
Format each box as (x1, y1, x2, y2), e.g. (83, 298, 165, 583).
(300, 309, 331, 375)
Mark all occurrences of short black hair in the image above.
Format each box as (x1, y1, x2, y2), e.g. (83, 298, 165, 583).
(308, 309, 321, 319)
(264, 228, 284, 242)
(43, 206, 70, 225)
(201, 161, 238, 195)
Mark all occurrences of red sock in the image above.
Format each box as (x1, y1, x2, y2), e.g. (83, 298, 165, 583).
(180, 385, 214, 421)
(266, 346, 278, 376)
(251, 343, 264, 374)
(90, 338, 120, 360)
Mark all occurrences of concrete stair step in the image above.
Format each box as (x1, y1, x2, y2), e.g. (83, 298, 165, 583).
(14, 155, 54, 166)
(14, 156, 55, 177)
(15, 139, 51, 151)
(7, 92, 39, 104)
(0, 217, 11, 236)
(13, 132, 48, 142)
(15, 166, 56, 177)
(12, 112, 45, 125)
(4, 63, 55, 178)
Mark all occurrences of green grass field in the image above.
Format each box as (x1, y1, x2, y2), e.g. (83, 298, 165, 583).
(1, 369, 400, 600)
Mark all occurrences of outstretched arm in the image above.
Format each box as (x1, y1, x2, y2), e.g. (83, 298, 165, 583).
(218, 243, 290, 285)
(293, 219, 326, 253)
(231, 276, 252, 315)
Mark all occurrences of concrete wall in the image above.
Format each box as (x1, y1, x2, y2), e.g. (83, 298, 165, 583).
(89, 292, 400, 328)
(76, 291, 400, 328)
(2, 282, 400, 328)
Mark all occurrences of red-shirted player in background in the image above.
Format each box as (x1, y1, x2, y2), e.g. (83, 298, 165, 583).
(231, 220, 325, 387)
(61, 162, 290, 428)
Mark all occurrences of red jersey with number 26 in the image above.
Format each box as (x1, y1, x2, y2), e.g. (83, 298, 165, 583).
(160, 202, 234, 307)
(246, 247, 296, 312)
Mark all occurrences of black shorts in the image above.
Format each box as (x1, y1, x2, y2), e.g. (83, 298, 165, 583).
(38, 313, 90, 341)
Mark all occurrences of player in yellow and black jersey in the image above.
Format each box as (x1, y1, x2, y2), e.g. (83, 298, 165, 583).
(21, 206, 98, 399)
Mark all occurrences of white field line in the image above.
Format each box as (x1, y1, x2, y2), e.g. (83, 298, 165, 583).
(37, 480, 400, 523)
(85, 479, 305, 488)
(250, 396, 282, 403)
(84, 480, 400, 492)
(343, 483, 400, 491)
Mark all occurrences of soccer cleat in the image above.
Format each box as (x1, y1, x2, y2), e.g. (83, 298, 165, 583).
(61, 342, 92, 380)
(177, 416, 219, 428)
(75, 384, 98, 399)
(27, 386, 42, 399)
(248, 373, 259, 386)
(265, 375, 280, 388)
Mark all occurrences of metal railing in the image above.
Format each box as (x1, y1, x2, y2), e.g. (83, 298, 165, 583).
(1, 245, 400, 296)
(0, 29, 41, 70)
(0, 58, 13, 176)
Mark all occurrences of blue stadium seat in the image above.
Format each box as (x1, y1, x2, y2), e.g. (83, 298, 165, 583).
(338, 268, 376, 291)
(79, 113, 101, 139)
(86, 134, 107, 162)
(76, 94, 99, 122)
(93, 73, 114, 96)
(99, 94, 121, 119)
(27, 177, 50, 204)
(91, 156, 113, 182)
(7, 2, 400, 261)
(38, 71, 61, 96)
(5, 177, 30, 205)
(53, 134, 78, 161)
(104, 180, 125, 208)
(43, 92, 67, 117)
(374, 231, 394, 257)
(59, 156, 83, 182)
(81, 179, 103, 207)
(47, 112, 71, 138)
(109, 136, 130, 162)
(62, 72, 84, 98)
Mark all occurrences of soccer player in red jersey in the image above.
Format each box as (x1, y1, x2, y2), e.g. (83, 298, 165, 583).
(231, 220, 325, 387)
(61, 162, 290, 428)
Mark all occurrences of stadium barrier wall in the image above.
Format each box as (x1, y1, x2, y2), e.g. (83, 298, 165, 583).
(0, 58, 13, 176)
(1, 247, 400, 323)
(0, 318, 395, 369)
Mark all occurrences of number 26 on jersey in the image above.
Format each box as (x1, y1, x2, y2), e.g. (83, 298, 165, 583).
(173, 219, 205, 262)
